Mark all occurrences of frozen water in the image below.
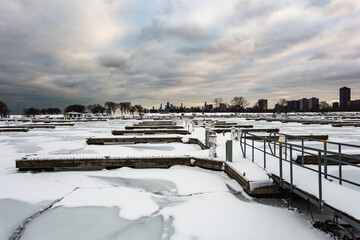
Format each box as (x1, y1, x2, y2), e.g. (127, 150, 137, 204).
(0, 199, 51, 240)
(92, 176, 178, 195)
(21, 207, 169, 240)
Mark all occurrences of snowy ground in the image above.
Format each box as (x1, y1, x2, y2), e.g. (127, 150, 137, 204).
(2, 115, 359, 239)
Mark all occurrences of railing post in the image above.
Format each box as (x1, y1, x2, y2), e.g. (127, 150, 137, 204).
(279, 143, 283, 188)
(318, 151, 323, 209)
(338, 144, 342, 185)
(322, 140, 328, 179)
(244, 132, 247, 158)
(274, 135, 276, 156)
(263, 138, 266, 169)
(301, 139, 304, 166)
(285, 137, 288, 161)
(252, 135, 254, 162)
(290, 145, 293, 192)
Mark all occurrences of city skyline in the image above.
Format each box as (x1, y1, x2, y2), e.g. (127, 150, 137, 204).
(1, 0, 360, 113)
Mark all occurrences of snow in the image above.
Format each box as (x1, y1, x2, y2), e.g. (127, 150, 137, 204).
(3, 114, 359, 239)
(54, 188, 159, 220)
(227, 161, 273, 191)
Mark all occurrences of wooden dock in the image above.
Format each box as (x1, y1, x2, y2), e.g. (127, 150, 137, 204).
(224, 163, 283, 197)
(86, 137, 183, 144)
(240, 128, 280, 133)
(213, 125, 253, 128)
(242, 135, 329, 141)
(125, 126, 183, 130)
(15, 156, 280, 196)
(332, 123, 360, 127)
(16, 156, 224, 171)
(112, 129, 190, 135)
(295, 154, 360, 164)
(0, 128, 29, 132)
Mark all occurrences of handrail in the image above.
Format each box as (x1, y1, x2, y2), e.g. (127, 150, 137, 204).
(238, 130, 360, 212)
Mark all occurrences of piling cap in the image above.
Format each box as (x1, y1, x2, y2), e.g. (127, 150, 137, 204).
(278, 135, 285, 143)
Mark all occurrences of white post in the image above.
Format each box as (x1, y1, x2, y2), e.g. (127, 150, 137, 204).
(209, 135, 217, 158)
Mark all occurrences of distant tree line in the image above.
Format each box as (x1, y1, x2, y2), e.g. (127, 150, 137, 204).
(0, 96, 338, 118)
(18, 101, 144, 117)
(63, 101, 144, 116)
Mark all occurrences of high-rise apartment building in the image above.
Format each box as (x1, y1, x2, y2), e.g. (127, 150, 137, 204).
(340, 87, 351, 110)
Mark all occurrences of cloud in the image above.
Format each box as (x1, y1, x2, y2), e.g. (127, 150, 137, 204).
(98, 55, 131, 70)
(0, 0, 360, 112)
(139, 20, 206, 42)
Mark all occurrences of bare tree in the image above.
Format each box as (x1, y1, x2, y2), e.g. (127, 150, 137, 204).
(64, 104, 86, 113)
(87, 104, 106, 114)
(105, 101, 117, 115)
(319, 101, 330, 111)
(0, 101, 10, 118)
(123, 102, 131, 114)
(134, 105, 144, 115)
(118, 102, 131, 115)
(129, 105, 136, 115)
(230, 96, 249, 111)
(213, 97, 223, 108)
(276, 98, 287, 112)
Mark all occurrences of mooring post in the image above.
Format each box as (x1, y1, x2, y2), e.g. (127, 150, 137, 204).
(226, 140, 233, 162)
(205, 127, 210, 147)
(209, 134, 217, 158)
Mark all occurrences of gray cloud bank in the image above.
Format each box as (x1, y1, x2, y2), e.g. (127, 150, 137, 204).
(0, 0, 359, 112)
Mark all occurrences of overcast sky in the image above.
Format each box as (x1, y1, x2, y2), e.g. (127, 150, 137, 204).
(1, 0, 359, 112)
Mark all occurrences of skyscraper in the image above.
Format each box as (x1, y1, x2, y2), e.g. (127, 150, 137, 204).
(340, 87, 351, 110)
(257, 99, 268, 111)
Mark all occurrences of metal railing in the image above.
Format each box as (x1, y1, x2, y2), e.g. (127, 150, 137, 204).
(238, 131, 360, 207)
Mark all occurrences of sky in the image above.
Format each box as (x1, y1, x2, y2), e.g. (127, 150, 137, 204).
(0, 0, 360, 113)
